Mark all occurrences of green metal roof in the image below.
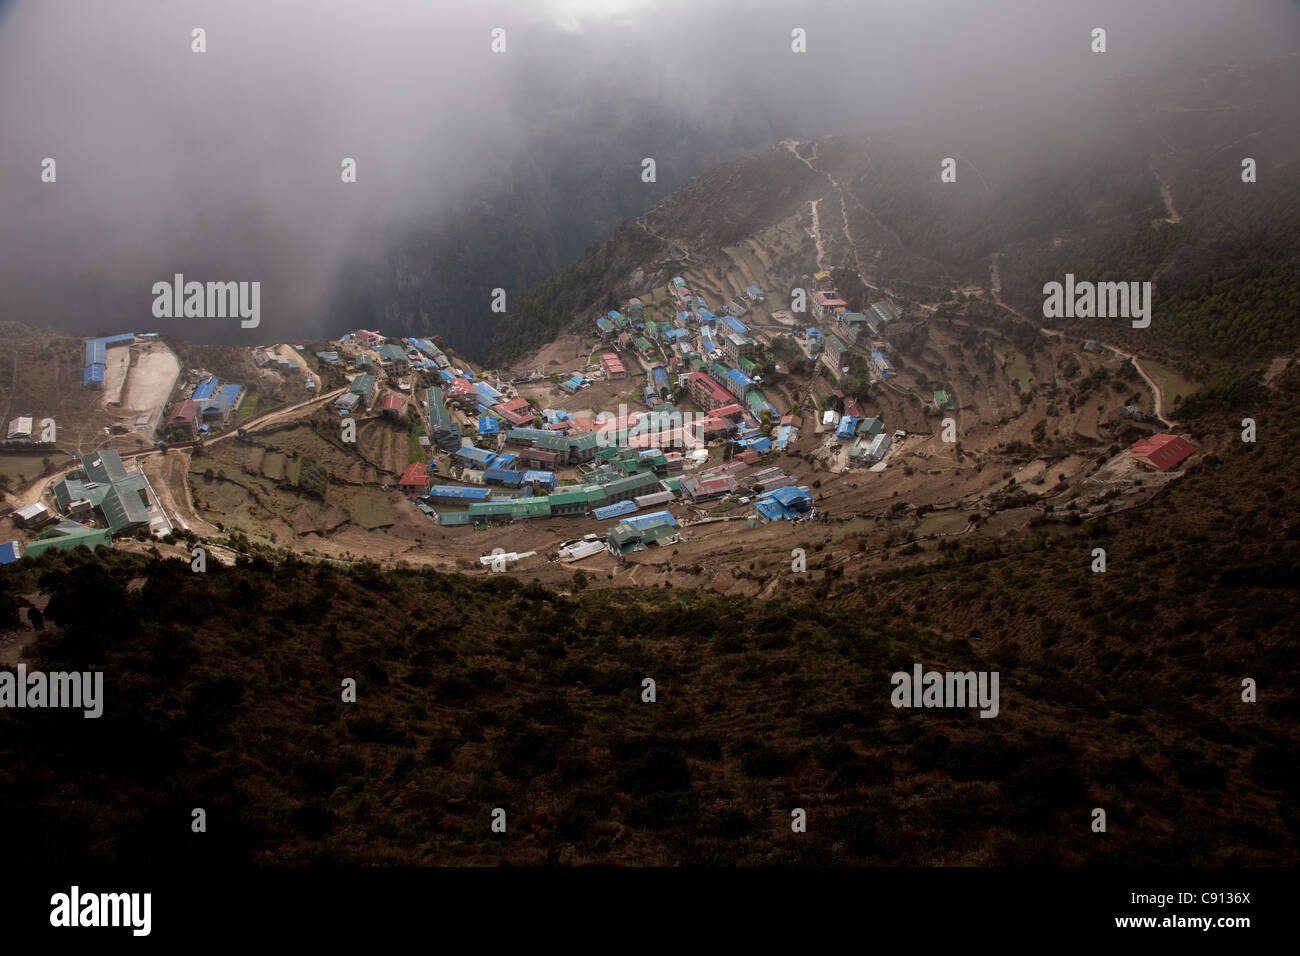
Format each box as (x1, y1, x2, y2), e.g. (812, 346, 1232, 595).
(510, 498, 552, 519)
(99, 482, 150, 534)
(22, 528, 112, 557)
(349, 373, 376, 396)
(547, 490, 588, 507)
(82, 449, 128, 485)
(531, 433, 572, 452)
(426, 387, 455, 432)
(607, 520, 676, 553)
(582, 485, 611, 506)
(602, 471, 660, 496)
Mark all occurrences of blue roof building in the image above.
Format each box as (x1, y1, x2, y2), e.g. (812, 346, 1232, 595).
(484, 467, 524, 487)
(737, 436, 773, 454)
(593, 499, 638, 521)
(754, 486, 813, 522)
(522, 470, 558, 489)
(477, 416, 499, 437)
(425, 485, 491, 502)
(622, 509, 678, 530)
(720, 315, 748, 336)
(452, 445, 496, 469)
(727, 368, 754, 393)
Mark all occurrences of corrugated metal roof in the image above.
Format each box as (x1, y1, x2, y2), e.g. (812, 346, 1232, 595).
(593, 499, 637, 520)
(22, 528, 112, 557)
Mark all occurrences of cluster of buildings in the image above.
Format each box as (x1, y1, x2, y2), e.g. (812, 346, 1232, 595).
(589, 279, 778, 425)
(802, 272, 903, 380)
(165, 375, 247, 437)
(3, 446, 173, 562)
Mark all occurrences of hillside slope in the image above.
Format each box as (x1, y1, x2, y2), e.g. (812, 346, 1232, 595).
(490, 58, 1300, 372)
(2, 364, 1297, 866)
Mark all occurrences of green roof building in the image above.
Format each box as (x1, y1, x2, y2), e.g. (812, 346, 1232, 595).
(82, 449, 128, 485)
(860, 417, 884, 437)
(22, 527, 112, 558)
(99, 474, 151, 535)
(601, 471, 659, 502)
(607, 520, 677, 555)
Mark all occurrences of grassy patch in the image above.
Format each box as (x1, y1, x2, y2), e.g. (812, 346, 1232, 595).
(1143, 359, 1200, 409)
(344, 487, 396, 529)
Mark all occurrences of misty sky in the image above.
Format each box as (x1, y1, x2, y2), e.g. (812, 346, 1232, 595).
(1, 0, 1296, 345)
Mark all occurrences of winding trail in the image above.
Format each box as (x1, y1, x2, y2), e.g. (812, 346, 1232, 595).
(1038, 328, 1171, 426)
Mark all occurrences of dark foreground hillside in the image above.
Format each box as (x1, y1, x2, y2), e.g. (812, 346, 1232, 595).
(1, 369, 1297, 866)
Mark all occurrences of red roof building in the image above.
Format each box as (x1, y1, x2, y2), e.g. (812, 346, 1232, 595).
(167, 399, 202, 435)
(445, 377, 478, 407)
(381, 394, 405, 416)
(1131, 434, 1198, 472)
(398, 462, 431, 492)
(686, 371, 733, 410)
(600, 353, 627, 379)
(492, 397, 534, 427)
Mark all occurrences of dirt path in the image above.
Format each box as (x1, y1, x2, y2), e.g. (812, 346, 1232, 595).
(1038, 327, 1171, 427)
(144, 450, 221, 538)
(206, 388, 346, 445)
(1148, 157, 1182, 224)
(808, 198, 828, 268)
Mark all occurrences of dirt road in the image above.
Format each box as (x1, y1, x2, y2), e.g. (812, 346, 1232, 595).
(1038, 327, 1171, 426)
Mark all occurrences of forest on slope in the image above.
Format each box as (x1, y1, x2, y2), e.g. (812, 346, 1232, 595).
(3, 364, 1296, 866)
